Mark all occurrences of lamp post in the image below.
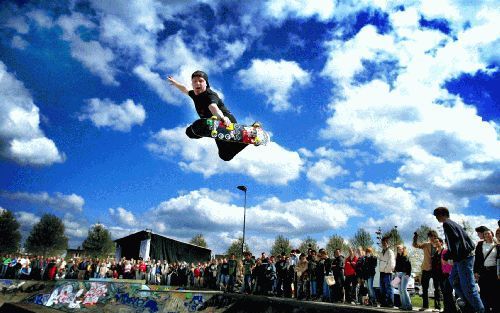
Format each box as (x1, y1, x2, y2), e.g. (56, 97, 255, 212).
(237, 185, 247, 256)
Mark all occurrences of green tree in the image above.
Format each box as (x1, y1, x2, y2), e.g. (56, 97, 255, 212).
(298, 236, 319, 253)
(25, 213, 68, 256)
(0, 209, 21, 254)
(413, 224, 435, 244)
(270, 235, 292, 256)
(382, 227, 403, 252)
(82, 224, 114, 258)
(225, 237, 250, 259)
(326, 234, 348, 256)
(190, 233, 208, 248)
(350, 228, 374, 250)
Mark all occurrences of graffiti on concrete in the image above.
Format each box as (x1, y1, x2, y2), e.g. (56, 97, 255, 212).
(82, 282, 108, 305)
(18, 279, 219, 313)
(114, 291, 159, 312)
(184, 293, 205, 312)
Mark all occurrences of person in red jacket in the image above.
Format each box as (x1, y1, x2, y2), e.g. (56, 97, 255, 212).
(344, 247, 358, 304)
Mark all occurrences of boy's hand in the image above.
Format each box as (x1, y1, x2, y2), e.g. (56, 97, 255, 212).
(221, 116, 231, 125)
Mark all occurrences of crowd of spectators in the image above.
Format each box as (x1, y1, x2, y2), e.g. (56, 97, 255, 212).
(1, 208, 498, 313)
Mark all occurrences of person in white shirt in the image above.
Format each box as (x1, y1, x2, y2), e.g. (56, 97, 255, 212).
(378, 236, 395, 307)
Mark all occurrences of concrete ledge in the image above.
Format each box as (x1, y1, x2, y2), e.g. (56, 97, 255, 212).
(0, 302, 60, 313)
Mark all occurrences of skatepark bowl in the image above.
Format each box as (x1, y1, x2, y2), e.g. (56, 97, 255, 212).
(1, 279, 402, 313)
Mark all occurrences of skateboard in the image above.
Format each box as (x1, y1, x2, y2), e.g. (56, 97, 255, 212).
(202, 116, 270, 146)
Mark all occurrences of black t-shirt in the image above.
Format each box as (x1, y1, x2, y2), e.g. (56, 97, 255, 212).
(188, 89, 234, 121)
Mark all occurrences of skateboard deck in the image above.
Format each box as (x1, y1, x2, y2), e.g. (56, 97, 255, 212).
(201, 116, 270, 146)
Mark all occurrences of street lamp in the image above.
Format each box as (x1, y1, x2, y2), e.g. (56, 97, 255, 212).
(237, 185, 247, 256)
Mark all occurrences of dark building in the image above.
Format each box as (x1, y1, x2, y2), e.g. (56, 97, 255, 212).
(114, 230, 211, 263)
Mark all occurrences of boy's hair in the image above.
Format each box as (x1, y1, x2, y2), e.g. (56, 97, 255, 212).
(433, 207, 450, 218)
(191, 70, 210, 88)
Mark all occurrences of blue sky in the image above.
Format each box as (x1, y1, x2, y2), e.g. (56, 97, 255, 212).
(0, 0, 498, 254)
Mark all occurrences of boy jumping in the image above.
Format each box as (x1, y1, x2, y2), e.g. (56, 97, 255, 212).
(167, 71, 247, 161)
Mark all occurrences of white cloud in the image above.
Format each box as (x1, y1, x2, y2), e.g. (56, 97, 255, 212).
(147, 126, 303, 185)
(237, 59, 310, 112)
(15, 211, 40, 229)
(11, 35, 28, 50)
(264, 0, 336, 21)
(0, 61, 65, 166)
(26, 9, 54, 28)
(79, 98, 146, 132)
(57, 13, 119, 86)
(0, 191, 84, 213)
(89, 0, 164, 33)
(486, 195, 500, 208)
(141, 188, 359, 254)
(306, 159, 348, 185)
(5, 16, 29, 34)
(133, 65, 180, 104)
(320, 3, 500, 207)
(109, 207, 136, 226)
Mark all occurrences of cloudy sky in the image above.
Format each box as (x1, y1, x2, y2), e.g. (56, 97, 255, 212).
(1, 0, 498, 255)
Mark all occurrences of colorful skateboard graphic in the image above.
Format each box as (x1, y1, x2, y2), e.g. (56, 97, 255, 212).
(204, 116, 270, 146)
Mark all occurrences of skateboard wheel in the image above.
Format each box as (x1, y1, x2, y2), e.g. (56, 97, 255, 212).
(211, 130, 217, 138)
(225, 134, 231, 140)
(218, 133, 224, 139)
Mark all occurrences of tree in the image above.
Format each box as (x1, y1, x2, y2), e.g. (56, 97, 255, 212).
(298, 236, 319, 253)
(190, 233, 207, 248)
(382, 227, 403, 252)
(414, 224, 435, 244)
(326, 234, 349, 256)
(270, 235, 292, 256)
(225, 237, 250, 259)
(350, 228, 374, 250)
(82, 224, 114, 258)
(25, 214, 68, 256)
(0, 209, 21, 254)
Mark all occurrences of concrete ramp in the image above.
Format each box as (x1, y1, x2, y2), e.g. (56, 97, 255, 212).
(2, 279, 396, 312)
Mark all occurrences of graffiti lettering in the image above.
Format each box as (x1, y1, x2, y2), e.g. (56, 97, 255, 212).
(115, 292, 159, 312)
(184, 294, 204, 312)
(82, 282, 107, 305)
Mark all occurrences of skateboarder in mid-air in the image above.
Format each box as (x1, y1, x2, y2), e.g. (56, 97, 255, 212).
(168, 71, 247, 161)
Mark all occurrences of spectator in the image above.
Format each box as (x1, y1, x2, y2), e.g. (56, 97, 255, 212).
(307, 250, 318, 300)
(379, 236, 395, 308)
(1, 255, 11, 278)
(344, 247, 358, 304)
(355, 247, 367, 305)
(228, 254, 237, 292)
(331, 248, 345, 303)
(473, 228, 498, 312)
(295, 253, 308, 299)
(431, 238, 445, 312)
(363, 247, 378, 307)
(265, 255, 277, 295)
(242, 252, 255, 294)
(413, 229, 439, 311)
(434, 238, 457, 313)
(317, 249, 332, 302)
(275, 254, 288, 297)
(395, 245, 412, 311)
(433, 207, 484, 313)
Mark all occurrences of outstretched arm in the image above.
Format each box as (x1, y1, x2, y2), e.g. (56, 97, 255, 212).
(167, 76, 189, 95)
